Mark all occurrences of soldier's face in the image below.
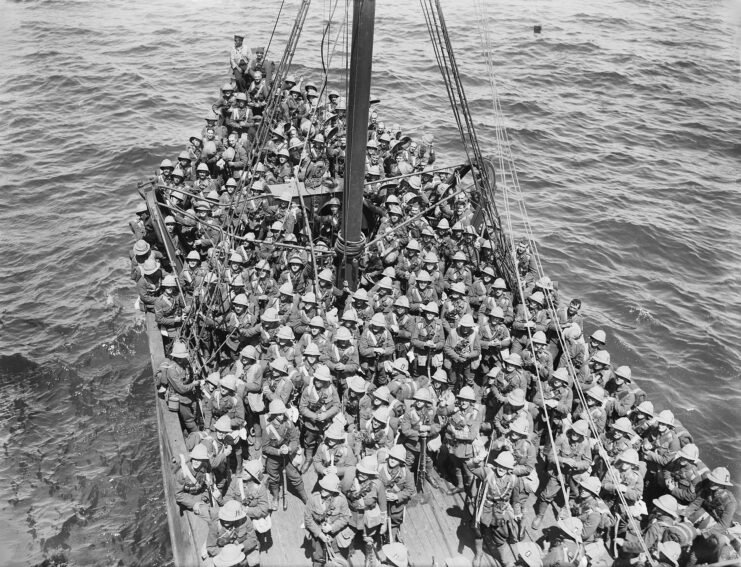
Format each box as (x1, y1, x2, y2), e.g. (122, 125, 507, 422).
(234, 37, 243, 47)
(305, 355, 318, 365)
(388, 457, 401, 470)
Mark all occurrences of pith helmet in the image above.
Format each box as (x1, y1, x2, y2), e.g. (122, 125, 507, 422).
(494, 451, 515, 469)
(592, 350, 611, 366)
(590, 329, 606, 344)
(677, 443, 699, 462)
(372, 406, 390, 423)
(370, 313, 387, 328)
(313, 364, 332, 382)
(611, 417, 633, 435)
(569, 419, 590, 438)
(388, 445, 407, 462)
(653, 494, 679, 518)
(242, 459, 263, 481)
(240, 345, 257, 360)
(190, 444, 209, 461)
(618, 448, 640, 467)
(578, 476, 602, 496)
(457, 386, 476, 402)
(493, 278, 507, 290)
(381, 542, 408, 567)
(232, 293, 249, 307)
(432, 368, 448, 383)
(556, 517, 583, 541)
(206, 372, 221, 387)
(586, 385, 606, 403)
(325, 423, 345, 441)
(509, 417, 529, 437)
(459, 313, 475, 328)
(507, 388, 526, 407)
(708, 466, 733, 486)
(214, 415, 232, 433)
(394, 296, 410, 309)
(373, 386, 391, 404)
(276, 326, 295, 341)
(347, 375, 367, 394)
(213, 543, 247, 567)
(504, 353, 523, 367)
(529, 291, 545, 306)
(309, 316, 326, 329)
(133, 240, 150, 255)
(170, 341, 188, 359)
(416, 270, 432, 283)
(303, 342, 321, 357)
(162, 275, 177, 287)
(614, 365, 632, 381)
(220, 374, 237, 392)
(356, 455, 379, 476)
(335, 326, 353, 342)
(219, 500, 246, 522)
(413, 387, 432, 403)
(269, 399, 287, 415)
(656, 410, 675, 427)
(450, 282, 466, 296)
(658, 541, 681, 567)
(422, 301, 439, 315)
(319, 472, 341, 493)
(531, 331, 547, 345)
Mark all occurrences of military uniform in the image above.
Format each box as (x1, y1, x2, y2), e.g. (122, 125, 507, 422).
(304, 491, 351, 567)
(263, 415, 307, 504)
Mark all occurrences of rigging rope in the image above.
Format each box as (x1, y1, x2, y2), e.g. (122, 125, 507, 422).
(472, 1, 656, 563)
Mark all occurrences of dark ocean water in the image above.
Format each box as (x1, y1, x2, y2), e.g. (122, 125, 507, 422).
(1, 0, 739, 565)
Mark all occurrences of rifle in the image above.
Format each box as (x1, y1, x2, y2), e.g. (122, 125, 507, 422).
(205, 471, 217, 508)
(282, 454, 288, 511)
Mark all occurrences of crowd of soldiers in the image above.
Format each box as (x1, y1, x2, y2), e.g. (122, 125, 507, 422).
(129, 33, 739, 567)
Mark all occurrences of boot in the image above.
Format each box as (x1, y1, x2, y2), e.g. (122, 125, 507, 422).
(473, 537, 484, 567)
(447, 468, 465, 495)
(364, 537, 376, 567)
(270, 489, 280, 511)
(301, 448, 314, 474)
(531, 499, 548, 529)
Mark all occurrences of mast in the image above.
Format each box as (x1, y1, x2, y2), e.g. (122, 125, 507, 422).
(336, 0, 376, 290)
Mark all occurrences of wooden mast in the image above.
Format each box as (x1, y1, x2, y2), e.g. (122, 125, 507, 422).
(336, 0, 375, 290)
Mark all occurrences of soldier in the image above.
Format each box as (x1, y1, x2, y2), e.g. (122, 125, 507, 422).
(605, 365, 636, 419)
(444, 251, 473, 292)
(532, 420, 593, 529)
(431, 368, 456, 411)
(441, 281, 472, 334)
(630, 400, 655, 437)
(299, 364, 341, 472)
(162, 341, 199, 434)
(685, 467, 737, 530)
(387, 296, 414, 361)
(225, 459, 271, 543)
(199, 416, 237, 499)
(205, 500, 260, 566)
(358, 313, 396, 386)
(485, 278, 514, 327)
(641, 410, 680, 496)
(323, 326, 360, 392)
(136, 257, 161, 313)
(387, 359, 416, 403)
(479, 306, 512, 374)
(489, 353, 529, 417)
(444, 386, 481, 496)
(644, 494, 680, 555)
(204, 374, 246, 441)
(542, 517, 585, 567)
(313, 422, 357, 481)
(342, 375, 367, 436)
(493, 389, 534, 439)
(570, 476, 613, 543)
(601, 448, 645, 507)
(494, 417, 538, 509)
(511, 291, 548, 355)
(359, 406, 396, 458)
(470, 451, 521, 567)
(263, 399, 307, 509)
(174, 444, 212, 516)
(154, 275, 187, 348)
(580, 349, 611, 393)
(406, 270, 439, 315)
(410, 301, 445, 378)
(572, 386, 608, 438)
(379, 445, 416, 543)
(660, 443, 708, 505)
(530, 367, 573, 441)
(443, 314, 481, 393)
(600, 416, 640, 478)
(304, 473, 351, 567)
(399, 387, 441, 489)
(225, 293, 261, 352)
(261, 357, 294, 408)
(340, 455, 388, 562)
(297, 316, 330, 360)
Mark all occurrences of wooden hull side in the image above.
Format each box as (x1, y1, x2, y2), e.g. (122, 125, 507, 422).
(146, 313, 207, 567)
